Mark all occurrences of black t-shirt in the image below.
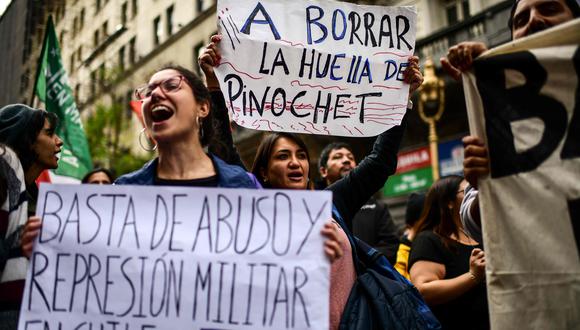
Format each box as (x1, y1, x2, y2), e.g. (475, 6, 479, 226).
(409, 231, 489, 330)
(154, 175, 219, 187)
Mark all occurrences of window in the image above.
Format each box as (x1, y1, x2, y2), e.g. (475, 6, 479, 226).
(125, 90, 133, 119)
(132, 0, 138, 17)
(55, 5, 62, 20)
(121, 2, 128, 26)
(153, 16, 161, 45)
(77, 46, 83, 63)
(197, 0, 204, 13)
(93, 30, 99, 47)
(59, 30, 65, 45)
(118, 46, 125, 71)
(166, 5, 174, 37)
(193, 42, 204, 75)
(445, 0, 470, 25)
(99, 64, 106, 89)
(90, 71, 96, 96)
(74, 84, 81, 104)
(73, 17, 78, 36)
(80, 8, 85, 29)
(20, 69, 29, 94)
(22, 36, 32, 63)
(96, 0, 101, 13)
(102, 21, 108, 38)
(129, 37, 136, 64)
(70, 55, 75, 73)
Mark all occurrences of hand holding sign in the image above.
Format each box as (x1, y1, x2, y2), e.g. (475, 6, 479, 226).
(21, 216, 41, 259)
(440, 41, 488, 81)
(19, 184, 334, 330)
(199, 35, 223, 91)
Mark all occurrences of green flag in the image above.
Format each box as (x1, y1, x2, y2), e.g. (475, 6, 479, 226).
(34, 16, 92, 180)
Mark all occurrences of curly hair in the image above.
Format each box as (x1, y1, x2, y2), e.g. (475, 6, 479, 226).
(157, 64, 214, 147)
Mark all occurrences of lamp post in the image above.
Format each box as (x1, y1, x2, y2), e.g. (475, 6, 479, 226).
(417, 59, 445, 181)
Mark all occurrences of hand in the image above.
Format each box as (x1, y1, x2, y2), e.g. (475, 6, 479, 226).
(469, 248, 485, 282)
(440, 42, 488, 81)
(198, 34, 223, 91)
(403, 56, 423, 96)
(320, 221, 344, 263)
(463, 135, 490, 189)
(22, 216, 41, 258)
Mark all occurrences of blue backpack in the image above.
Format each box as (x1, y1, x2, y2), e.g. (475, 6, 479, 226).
(333, 206, 441, 330)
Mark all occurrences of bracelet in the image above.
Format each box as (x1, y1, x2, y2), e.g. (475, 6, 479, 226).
(407, 99, 413, 110)
(468, 271, 480, 283)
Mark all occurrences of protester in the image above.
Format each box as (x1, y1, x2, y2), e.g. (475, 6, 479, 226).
(0, 104, 63, 328)
(0, 145, 28, 330)
(440, 0, 580, 241)
(113, 63, 344, 277)
(395, 191, 425, 279)
(113, 65, 262, 188)
(81, 167, 115, 184)
(199, 35, 422, 329)
(408, 175, 488, 329)
(317, 142, 400, 264)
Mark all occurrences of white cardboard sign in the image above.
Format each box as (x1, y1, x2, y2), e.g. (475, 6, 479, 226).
(19, 184, 332, 330)
(215, 0, 417, 137)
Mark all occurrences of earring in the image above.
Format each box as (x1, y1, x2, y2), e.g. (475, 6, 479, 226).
(197, 116, 205, 141)
(139, 127, 157, 152)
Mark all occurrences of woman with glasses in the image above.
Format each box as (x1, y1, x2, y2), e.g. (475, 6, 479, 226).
(114, 65, 262, 189)
(114, 65, 344, 268)
(408, 175, 489, 329)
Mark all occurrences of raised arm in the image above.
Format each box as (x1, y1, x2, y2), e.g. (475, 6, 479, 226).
(327, 56, 422, 227)
(440, 41, 488, 81)
(199, 35, 246, 169)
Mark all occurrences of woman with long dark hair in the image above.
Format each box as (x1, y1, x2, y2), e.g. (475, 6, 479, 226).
(199, 35, 423, 329)
(114, 65, 343, 259)
(0, 104, 63, 329)
(408, 175, 488, 329)
(114, 65, 262, 188)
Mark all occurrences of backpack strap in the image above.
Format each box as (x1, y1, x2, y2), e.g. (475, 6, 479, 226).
(332, 204, 365, 276)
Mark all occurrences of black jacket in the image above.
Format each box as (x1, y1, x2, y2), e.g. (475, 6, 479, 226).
(351, 197, 399, 264)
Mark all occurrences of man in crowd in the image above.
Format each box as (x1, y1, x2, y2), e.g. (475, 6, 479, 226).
(441, 0, 580, 242)
(318, 142, 400, 264)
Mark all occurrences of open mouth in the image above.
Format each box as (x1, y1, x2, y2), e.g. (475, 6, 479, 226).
(288, 172, 303, 181)
(150, 105, 174, 123)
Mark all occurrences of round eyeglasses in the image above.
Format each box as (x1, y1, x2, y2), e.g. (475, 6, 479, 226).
(134, 75, 185, 100)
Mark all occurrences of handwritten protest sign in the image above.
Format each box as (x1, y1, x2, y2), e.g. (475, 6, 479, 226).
(19, 184, 332, 330)
(214, 0, 417, 137)
(462, 20, 580, 329)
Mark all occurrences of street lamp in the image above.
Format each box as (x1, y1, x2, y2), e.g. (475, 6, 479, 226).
(418, 58, 445, 181)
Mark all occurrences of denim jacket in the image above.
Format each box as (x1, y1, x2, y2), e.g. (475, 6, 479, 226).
(115, 153, 261, 188)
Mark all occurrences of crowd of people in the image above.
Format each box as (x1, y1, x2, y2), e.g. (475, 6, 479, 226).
(1, 0, 578, 329)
